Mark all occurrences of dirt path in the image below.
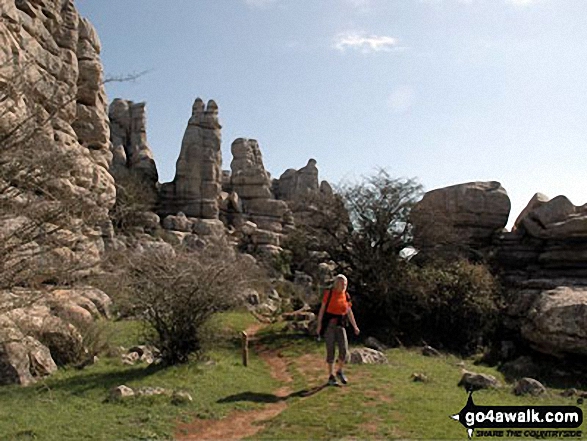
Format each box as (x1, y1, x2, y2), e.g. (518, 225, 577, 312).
(175, 323, 318, 441)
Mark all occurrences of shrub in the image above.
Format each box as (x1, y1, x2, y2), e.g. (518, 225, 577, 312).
(403, 259, 502, 354)
(120, 241, 265, 364)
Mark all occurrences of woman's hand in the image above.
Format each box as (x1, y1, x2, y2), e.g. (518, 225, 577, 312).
(316, 324, 321, 336)
(353, 326, 360, 336)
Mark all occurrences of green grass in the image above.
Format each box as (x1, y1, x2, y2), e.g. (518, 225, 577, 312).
(2, 312, 586, 440)
(0, 311, 278, 441)
(252, 344, 586, 440)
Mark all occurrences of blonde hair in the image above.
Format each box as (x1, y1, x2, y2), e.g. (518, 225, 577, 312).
(332, 274, 347, 290)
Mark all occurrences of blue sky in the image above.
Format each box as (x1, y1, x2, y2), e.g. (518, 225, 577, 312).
(77, 0, 587, 228)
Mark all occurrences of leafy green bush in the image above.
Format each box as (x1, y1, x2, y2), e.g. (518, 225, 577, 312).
(403, 259, 502, 354)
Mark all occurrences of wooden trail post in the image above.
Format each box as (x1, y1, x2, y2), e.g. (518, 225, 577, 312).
(241, 331, 249, 367)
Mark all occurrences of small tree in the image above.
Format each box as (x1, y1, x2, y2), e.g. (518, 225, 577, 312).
(336, 170, 424, 336)
(283, 189, 350, 280)
(118, 241, 265, 364)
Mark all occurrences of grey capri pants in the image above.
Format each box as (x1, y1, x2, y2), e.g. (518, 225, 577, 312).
(325, 320, 349, 364)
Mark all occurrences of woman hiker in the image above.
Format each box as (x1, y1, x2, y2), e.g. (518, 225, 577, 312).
(316, 274, 360, 386)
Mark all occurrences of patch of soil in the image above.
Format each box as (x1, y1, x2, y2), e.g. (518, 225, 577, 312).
(175, 322, 296, 440)
(176, 401, 288, 441)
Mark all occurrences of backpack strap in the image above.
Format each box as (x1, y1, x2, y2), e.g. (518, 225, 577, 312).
(324, 289, 333, 312)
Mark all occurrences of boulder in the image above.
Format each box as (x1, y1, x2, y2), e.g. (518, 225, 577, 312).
(513, 378, 547, 396)
(0, 316, 57, 386)
(121, 352, 140, 366)
(520, 286, 587, 356)
(411, 372, 430, 383)
(349, 348, 388, 365)
(127, 345, 159, 365)
(171, 391, 193, 405)
(6, 304, 83, 366)
(458, 371, 501, 390)
(192, 219, 226, 237)
(109, 385, 135, 400)
(411, 181, 511, 249)
(136, 386, 168, 397)
(162, 212, 193, 232)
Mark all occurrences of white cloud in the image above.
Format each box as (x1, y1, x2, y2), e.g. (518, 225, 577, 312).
(244, 0, 277, 9)
(507, 0, 534, 4)
(388, 86, 416, 113)
(333, 32, 403, 53)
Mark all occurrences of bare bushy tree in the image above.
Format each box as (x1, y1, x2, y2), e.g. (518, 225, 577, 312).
(102, 241, 266, 364)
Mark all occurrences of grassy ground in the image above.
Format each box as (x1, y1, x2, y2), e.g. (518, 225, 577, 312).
(0, 311, 277, 441)
(1, 312, 585, 440)
(252, 322, 585, 440)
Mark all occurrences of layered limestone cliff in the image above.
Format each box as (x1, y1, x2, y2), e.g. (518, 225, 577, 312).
(0, 0, 115, 385)
(109, 98, 158, 184)
(411, 183, 587, 358)
(158, 98, 222, 220)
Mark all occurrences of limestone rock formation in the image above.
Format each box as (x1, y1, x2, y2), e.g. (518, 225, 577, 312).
(224, 138, 294, 253)
(513, 193, 549, 231)
(109, 99, 158, 183)
(515, 286, 587, 356)
(412, 182, 587, 358)
(230, 138, 272, 200)
(274, 159, 319, 200)
(0, 0, 116, 280)
(0, 287, 112, 384)
(496, 195, 587, 280)
(159, 98, 222, 219)
(411, 181, 511, 249)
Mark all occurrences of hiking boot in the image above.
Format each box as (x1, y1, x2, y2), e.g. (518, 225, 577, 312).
(336, 370, 348, 385)
(328, 375, 340, 386)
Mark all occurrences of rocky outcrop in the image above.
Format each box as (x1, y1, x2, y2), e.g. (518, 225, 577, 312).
(109, 99, 158, 183)
(411, 181, 511, 250)
(0, 0, 116, 282)
(158, 98, 222, 220)
(412, 182, 587, 358)
(274, 159, 320, 200)
(0, 0, 115, 207)
(223, 138, 294, 253)
(230, 138, 272, 200)
(0, 287, 112, 385)
(511, 286, 587, 357)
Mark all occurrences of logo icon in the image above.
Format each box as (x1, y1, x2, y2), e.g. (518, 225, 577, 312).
(451, 391, 583, 439)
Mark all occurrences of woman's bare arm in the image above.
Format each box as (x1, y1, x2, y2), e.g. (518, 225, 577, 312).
(348, 308, 360, 335)
(316, 301, 326, 336)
